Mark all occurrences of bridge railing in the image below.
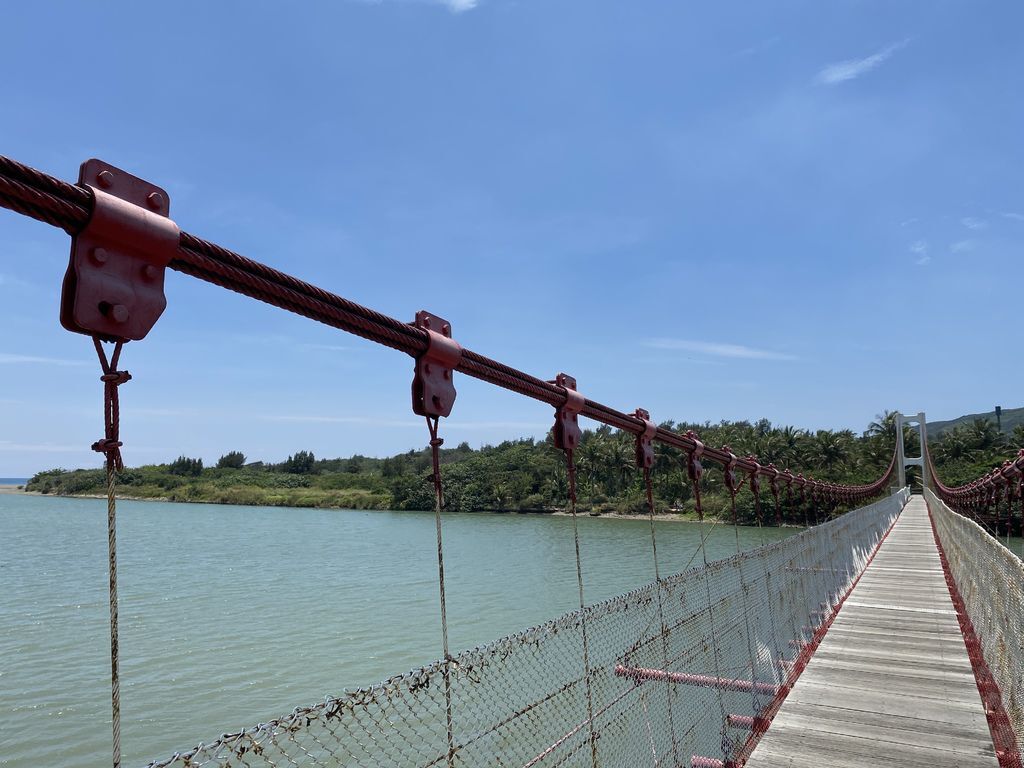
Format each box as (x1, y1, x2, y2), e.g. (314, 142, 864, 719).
(926, 489, 1024, 759)
(145, 490, 907, 768)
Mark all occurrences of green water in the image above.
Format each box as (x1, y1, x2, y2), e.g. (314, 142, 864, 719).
(0, 494, 795, 767)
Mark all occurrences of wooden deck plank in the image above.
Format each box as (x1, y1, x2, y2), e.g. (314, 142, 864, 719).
(745, 496, 997, 767)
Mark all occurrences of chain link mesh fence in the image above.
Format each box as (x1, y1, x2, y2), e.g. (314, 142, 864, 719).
(926, 488, 1024, 755)
(146, 491, 907, 768)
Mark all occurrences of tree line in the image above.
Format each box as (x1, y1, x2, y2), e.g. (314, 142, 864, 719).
(26, 411, 1022, 524)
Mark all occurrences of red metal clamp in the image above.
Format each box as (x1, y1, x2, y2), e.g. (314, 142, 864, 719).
(61, 159, 179, 341)
(634, 408, 657, 469)
(684, 430, 704, 484)
(722, 447, 739, 493)
(411, 311, 462, 418)
(551, 373, 584, 451)
(768, 464, 781, 496)
(745, 456, 762, 496)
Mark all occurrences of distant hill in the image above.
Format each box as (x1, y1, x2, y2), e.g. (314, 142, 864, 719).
(927, 406, 1024, 438)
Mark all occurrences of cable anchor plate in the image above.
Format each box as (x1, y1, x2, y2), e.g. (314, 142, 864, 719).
(411, 311, 462, 418)
(634, 408, 657, 469)
(551, 373, 584, 451)
(61, 159, 179, 342)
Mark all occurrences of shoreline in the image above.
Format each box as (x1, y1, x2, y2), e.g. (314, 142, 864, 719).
(10, 489, 786, 525)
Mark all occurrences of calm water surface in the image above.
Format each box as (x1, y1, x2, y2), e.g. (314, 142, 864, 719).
(3, 493, 796, 767)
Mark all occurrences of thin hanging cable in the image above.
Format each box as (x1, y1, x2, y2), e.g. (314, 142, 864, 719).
(91, 338, 131, 768)
(1011, 479, 1019, 561)
(641, 465, 679, 760)
(684, 455, 731, 760)
(726, 476, 764, 752)
(564, 448, 599, 768)
(425, 416, 455, 768)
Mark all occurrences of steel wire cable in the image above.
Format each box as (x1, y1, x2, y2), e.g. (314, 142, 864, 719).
(0, 153, 897, 502)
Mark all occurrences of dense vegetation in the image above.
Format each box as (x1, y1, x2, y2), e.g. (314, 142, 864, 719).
(27, 411, 1023, 524)
(928, 406, 1024, 440)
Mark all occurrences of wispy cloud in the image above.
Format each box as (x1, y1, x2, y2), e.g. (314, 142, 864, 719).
(643, 339, 797, 361)
(1000, 212, 1024, 222)
(899, 217, 918, 227)
(0, 353, 86, 366)
(909, 239, 930, 266)
(961, 216, 988, 230)
(816, 39, 910, 85)
(950, 240, 975, 254)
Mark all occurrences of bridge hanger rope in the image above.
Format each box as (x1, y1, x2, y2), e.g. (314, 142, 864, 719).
(562, 446, 599, 768)
(424, 415, 456, 768)
(723, 449, 768, 753)
(633, 412, 681, 761)
(90, 337, 132, 768)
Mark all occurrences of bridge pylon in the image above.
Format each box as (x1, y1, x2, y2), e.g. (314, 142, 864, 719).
(894, 411, 930, 491)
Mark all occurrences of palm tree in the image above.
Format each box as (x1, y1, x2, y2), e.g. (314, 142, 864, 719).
(808, 430, 852, 474)
(967, 418, 1006, 452)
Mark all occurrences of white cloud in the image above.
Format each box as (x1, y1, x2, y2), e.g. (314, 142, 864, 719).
(961, 216, 988, 230)
(950, 240, 975, 254)
(899, 218, 918, 227)
(816, 39, 910, 85)
(1001, 212, 1024, 222)
(0, 353, 86, 366)
(909, 240, 930, 266)
(642, 339, 797, 361)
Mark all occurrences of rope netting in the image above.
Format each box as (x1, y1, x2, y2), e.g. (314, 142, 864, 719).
(145, 491, 907, 768)
(926, 489, 1024, 758)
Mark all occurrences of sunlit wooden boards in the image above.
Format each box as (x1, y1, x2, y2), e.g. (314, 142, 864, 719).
(745, 496, 998, 768)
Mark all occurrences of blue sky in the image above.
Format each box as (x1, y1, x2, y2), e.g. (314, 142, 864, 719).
(1, 1, 1021, 476)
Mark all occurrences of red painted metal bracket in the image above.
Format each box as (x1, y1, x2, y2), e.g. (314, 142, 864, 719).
(634, 408, 657, 469)
(685, 430, 705, 484)
(746, 456, 762, 496)
(61, 159, 179, 341)
(722, 446, 739, 493)
(552, 373, 583, 451)
(411, 311, 462, 418)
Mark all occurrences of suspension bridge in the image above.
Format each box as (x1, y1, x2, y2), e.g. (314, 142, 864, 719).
(1, 155, 1021, 768)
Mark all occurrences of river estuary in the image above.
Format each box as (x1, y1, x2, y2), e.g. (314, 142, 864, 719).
(1, 493, 803, 767)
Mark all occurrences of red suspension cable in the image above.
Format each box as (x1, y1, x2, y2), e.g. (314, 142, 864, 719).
(0, 153, 898, 502)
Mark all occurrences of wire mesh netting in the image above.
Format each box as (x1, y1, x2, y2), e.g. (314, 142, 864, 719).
(146, 491, 908, 768)
(927, 489, 1024, 752)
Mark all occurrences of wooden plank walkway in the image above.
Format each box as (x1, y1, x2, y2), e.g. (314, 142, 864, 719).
(746, 495, 998, 768)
